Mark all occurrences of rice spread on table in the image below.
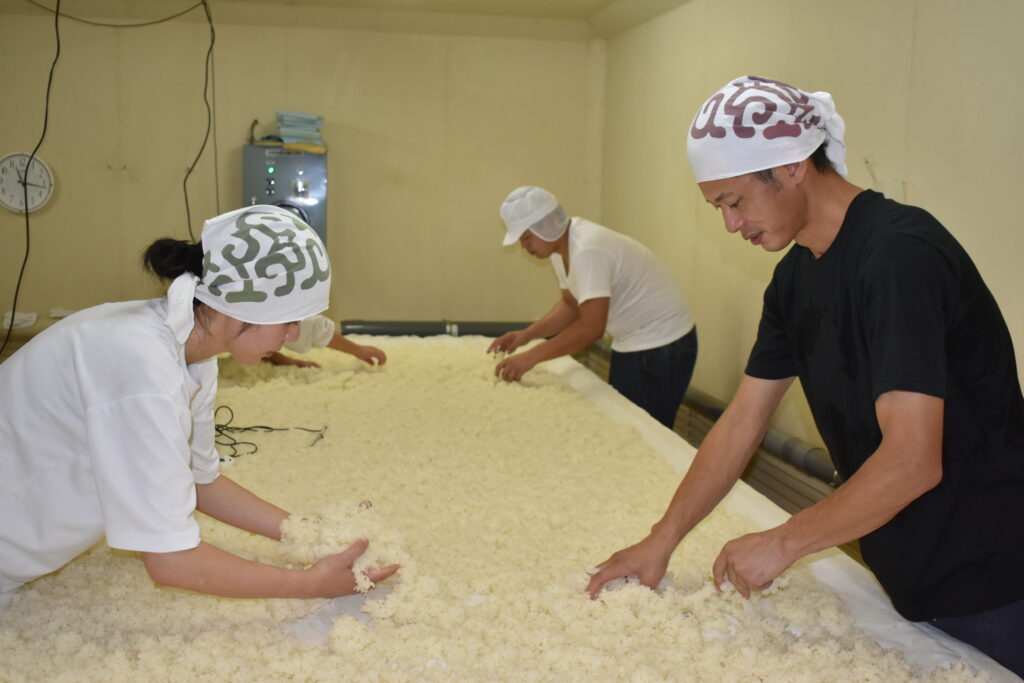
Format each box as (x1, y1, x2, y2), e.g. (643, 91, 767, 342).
(0, 337, 983, 681)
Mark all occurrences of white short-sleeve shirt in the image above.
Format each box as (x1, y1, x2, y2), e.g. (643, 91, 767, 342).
(0, 299, 220, 592)
(284, 315, 335, 354)
(550, 218, 694, 352)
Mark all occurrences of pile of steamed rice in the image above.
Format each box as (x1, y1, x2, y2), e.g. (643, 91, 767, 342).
(0, 337, 981, 681)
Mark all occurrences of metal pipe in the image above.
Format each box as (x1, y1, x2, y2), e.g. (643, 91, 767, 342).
(340, 320, 535, 338)
(341, 320, 447, 336)
(683, 387, 838, 486)
(445, 321, 535, 337)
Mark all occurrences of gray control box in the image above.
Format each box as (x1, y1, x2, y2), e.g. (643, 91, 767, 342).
(242, 144, 328, 244)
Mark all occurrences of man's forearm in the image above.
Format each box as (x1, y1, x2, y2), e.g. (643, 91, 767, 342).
(527, 320, 603, 364)
(520, 297, 578, 342)
(776, 395, 943, 560)
(776, 454, 935, 561)
(654, 376, 793, 545)
(652, 407, 767, 544)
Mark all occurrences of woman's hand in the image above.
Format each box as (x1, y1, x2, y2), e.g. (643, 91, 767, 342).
(306, 538, 401, 597)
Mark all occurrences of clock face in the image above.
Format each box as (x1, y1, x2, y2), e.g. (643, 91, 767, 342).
(0, 153, 54, 213)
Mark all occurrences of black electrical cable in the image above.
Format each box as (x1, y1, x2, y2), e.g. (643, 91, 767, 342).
(22, 0, 203, 28)
(0, 0, 61, 360)
(182, 0, 215, 241)
(18, 0, 218, 243)
(214, 405, 327, 462)
(211, 44, 222, 216)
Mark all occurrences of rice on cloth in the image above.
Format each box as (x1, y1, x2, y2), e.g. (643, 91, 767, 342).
(0, 336, 985, 681)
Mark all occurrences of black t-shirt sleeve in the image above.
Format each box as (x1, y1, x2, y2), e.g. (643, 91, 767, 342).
(859, 233, 954, 400)
(746, 276, 797, 380)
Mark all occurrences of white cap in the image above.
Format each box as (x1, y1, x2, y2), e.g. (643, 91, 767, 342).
(499, 186, 561, 246)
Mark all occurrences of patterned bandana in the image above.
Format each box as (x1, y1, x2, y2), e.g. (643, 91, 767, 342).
(687, 75, 848, 183)
(165, 205, 331, 342)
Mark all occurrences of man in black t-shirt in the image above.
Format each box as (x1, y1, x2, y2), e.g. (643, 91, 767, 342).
(585, 75, 1024, 676)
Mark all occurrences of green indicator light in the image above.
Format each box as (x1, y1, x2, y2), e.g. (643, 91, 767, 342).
(267, 166, 276, 174)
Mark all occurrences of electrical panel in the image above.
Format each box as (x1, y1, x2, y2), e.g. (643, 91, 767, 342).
(242, 144, 328, 244)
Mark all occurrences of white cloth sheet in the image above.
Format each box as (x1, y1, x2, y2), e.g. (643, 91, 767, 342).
(2, 311, 36, 330)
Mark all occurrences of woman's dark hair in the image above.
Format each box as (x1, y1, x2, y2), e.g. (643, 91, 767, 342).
(142, 238, 256, 336)
(143, 238, 212, 325)
(142, 238, 204, 281)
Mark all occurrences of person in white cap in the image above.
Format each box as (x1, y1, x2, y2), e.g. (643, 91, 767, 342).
(586, 76, 1024, 676)
(490, 186, 697, 428)
(0, 206, 398, 608)
(266, 315, 387, 368)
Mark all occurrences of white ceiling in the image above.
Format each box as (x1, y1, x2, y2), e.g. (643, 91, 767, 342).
(214, 0, 693, 37)
(7, 0, 688, 38)
(222, 0, 622, 21)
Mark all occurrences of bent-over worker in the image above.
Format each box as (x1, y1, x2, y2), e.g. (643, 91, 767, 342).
(490, 186, 697, 429)
(0, 206, 398, 610)
(586, 76, 1024, 676)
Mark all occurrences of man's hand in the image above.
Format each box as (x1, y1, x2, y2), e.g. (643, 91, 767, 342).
(353, 344, 387, 366)
(306, 538, 400, 598)
(495, 351, 538, 382)
(488, 331, 526, 355)
(711, 528, 792, 598)
(585, 534, 674, 599)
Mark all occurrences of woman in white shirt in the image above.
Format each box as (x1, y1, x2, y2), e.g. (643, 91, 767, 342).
(0, 206, 397, 608)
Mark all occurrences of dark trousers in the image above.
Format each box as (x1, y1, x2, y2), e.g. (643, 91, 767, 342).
(608, 328, 697, 429)
(927, 597, 1024, 677)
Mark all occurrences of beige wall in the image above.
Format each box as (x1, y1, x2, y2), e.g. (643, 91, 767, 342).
(3, 0, 1021, 449)
(602, 0, 1024, 446)
(0, 1, 604, 325)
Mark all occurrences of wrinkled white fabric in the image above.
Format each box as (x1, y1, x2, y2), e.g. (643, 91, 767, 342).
(527, 206, 570, 243)
(550, 218, 693, 353)
(687, 75, 847, 182)
(165, 272, 199, 345)
(0, 299, 219, 593)
(284, 315, 336, 354)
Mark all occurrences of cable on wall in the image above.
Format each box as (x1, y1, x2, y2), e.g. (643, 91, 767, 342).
(211, 39, 222, 216)
(19, 0, 219, 242)
(1, 0, 61, 359)
(23, 0, 203, 28)
(7, 0, 222, 333)
(183, 0, 217, 240)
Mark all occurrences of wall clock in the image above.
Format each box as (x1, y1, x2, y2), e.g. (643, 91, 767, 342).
(0, 152, 54, 213)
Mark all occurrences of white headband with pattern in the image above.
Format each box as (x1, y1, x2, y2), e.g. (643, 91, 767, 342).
(687, 75, 848, 182)
(166, 206, 331, 343)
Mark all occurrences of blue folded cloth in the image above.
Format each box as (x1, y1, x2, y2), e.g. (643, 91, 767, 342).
(276, 111, 324, 145)
(280, 136, 325, 145)
(277, 110, 323, 127)
(278, 126, 320, 137)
